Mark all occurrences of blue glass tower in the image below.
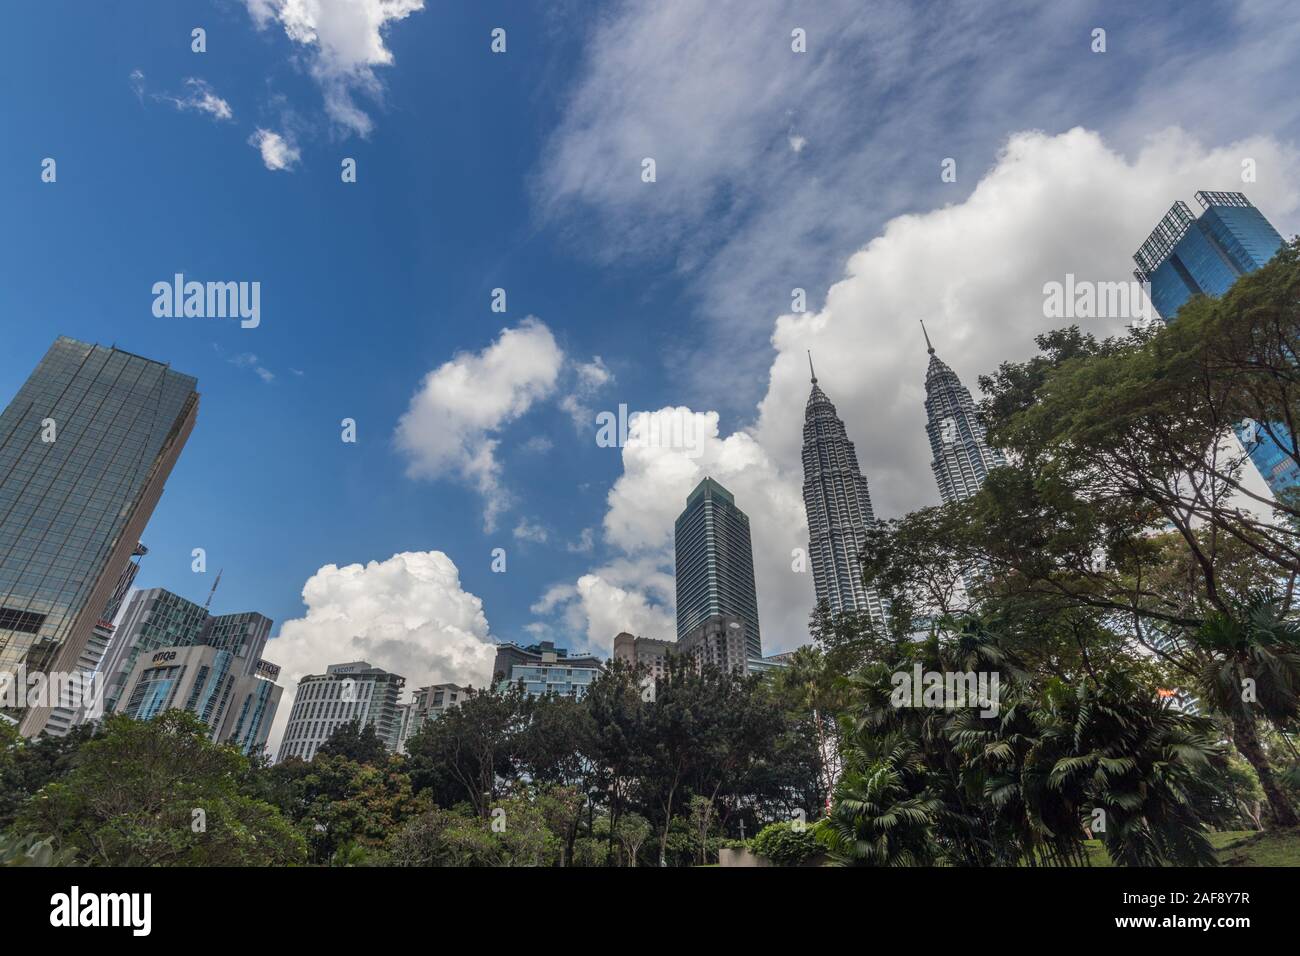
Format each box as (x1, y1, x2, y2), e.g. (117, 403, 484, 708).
(674, 477, 761, 657)
(1133, 191, 1297, 499)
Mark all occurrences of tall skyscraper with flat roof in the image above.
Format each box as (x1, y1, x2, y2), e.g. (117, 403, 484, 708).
(922, 323, 1007, 505)
(674, 477, 761, 657)
(1133, 191, 1297, 499)
(801, 358, 885, 623)
(278, 661, 406, 763)
(0, 337, 198, 737)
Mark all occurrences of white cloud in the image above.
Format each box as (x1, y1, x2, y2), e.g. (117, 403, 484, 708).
(566, 527, 595, 554)
(534, 0, 1300, 412)
(178, 78, 234, 120)
(265, 550, 496, 756)
(558, 355, 613, 429)
(228, 352, 275, 383)
(249, 128, 301, 171)
(129, 71, 233, 121)
(513, 518, 549, 544)
(520, 435, 554, 454)
(535, 127, 1300, 655)
(394, 318, 564, 531)
(244, 0, 425, 136)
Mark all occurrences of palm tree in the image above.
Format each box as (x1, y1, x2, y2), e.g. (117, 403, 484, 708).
(1191, 591, 1300, 827)
(1035, 673, 1224, 866)
(822, 734, 941, 866)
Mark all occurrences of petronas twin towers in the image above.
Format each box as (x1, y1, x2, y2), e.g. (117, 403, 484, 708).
(801, 325, 1002, 622)
(801, 359, 887, 622)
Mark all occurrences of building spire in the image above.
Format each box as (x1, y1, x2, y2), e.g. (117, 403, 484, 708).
(920, 319, 935, 355)
(807, 350, 817, 384)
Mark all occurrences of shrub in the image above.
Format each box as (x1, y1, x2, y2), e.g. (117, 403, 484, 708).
(751, 820, 818, 866)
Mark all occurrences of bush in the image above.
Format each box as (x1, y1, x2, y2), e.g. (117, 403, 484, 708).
(751, 820, 818, 866)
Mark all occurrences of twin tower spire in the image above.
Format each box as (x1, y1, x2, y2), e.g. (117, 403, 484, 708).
(800, 324, 1003, 621)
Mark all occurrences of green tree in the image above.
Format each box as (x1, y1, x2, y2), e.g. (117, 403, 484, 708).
(287, 753, 421, 863)
(17, 711, 305, 866)
(316, 718, 388, 765)
(404, 686, 527, 817)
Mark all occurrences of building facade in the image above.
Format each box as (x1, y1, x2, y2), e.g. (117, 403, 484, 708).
(277, 661, 406, 762)
(113, 643, 283, 755)
(677, 613, 754, 677)
(493, 640, 602, 699)
(1132, 190, 1297, 498)
(42, 543, 147, 736)
(674, 477, 762, 657)
(97, 586, 273, 716)
(0, 337, 198, 737)
(612, 632, 675, 680)
(922, 324, 1007, 505)
(395, 682, 471, 752)
(801, 360, 885, 623)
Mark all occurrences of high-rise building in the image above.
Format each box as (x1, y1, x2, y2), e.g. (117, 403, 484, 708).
(97, 586, 272, 715)
(612, 631, 675, 680)
(675, 477, 762, 657)
(922, 323, 1007, 505)
(0, 337, 198, 737)
(395, 682, 471, 752)
(801, 359, 885, 623)
(677, 613, 753, 676)
(43, 543, 147, 737)
(114, 644, 283, 755)
(493, 640, 602, 699)
(277, 661, 406, 762)
(1133, 191, 1298, 497)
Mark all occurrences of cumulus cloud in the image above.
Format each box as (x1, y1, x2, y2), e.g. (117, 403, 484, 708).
(394, 318, 564, 531)
(265, 551, 496, 755)
(534, 127, 1300, 655)
(249, 128, 301, 171)
(534, 0, 1300, 413)
(244, 0, 425, 136)
(752, 127, 1300, 520)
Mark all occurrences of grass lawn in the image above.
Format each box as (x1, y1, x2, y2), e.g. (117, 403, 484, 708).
(1083, 829, 1300, 866)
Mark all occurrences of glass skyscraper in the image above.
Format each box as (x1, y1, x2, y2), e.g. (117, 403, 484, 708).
(801, 359, 885, 623)
(97, 586, 273, 714)
(1132, 191, 1297, 498)
(0, 337, 198, 736)
(922, 323, 1007, 505)
(674, 477, 761, 658)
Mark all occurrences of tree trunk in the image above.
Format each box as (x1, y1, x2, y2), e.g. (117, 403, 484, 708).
(1230, 712, 1298, 827)
(659, 783, 677, 867)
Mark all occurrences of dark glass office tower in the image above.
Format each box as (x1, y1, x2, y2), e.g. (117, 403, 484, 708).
(801, 358, 885, 622)
(1133, 191, 1298, 498)
(674, 477, 761, 658)
(0, 337, 198, 736)
(922, 323, 1007, 505)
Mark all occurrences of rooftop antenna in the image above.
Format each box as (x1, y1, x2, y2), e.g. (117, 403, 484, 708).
(807, 350, 817, 384)
(920, 319, 935, 355)
(204, 569, 223, 611)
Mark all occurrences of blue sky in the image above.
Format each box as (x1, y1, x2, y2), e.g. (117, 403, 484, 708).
(3, 1, 1299, 746)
